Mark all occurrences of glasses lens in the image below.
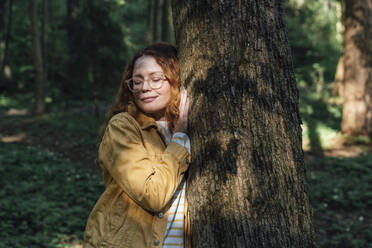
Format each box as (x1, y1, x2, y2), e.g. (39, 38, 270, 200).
(127, 75, 165, 92)
(127, 79, 134, 91)
(149, 75, 165, 89)
(128, 79, 143, 92)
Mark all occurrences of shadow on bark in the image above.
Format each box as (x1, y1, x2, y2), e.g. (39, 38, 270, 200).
(173, 1, 315, 246)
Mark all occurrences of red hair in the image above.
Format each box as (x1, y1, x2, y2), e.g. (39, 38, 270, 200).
(101, 43, 181, 137)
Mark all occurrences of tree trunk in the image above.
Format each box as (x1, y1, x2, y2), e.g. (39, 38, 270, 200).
(172, 1, 316, 247)
(152, 0, 159, 42)
(161, 0, 171, 42)
(29, 0, 45, 115)
(0, 0, 6, 69)
(146, 0, 153, 45)
(41, 0, 48, 84)
(0, 1, 5, 34)
(341, 0, 372, 137)
(1, 0, 13, 74)
(331, 56, 344, 97)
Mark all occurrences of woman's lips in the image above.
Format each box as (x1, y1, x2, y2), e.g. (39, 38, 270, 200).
(141, 96, 158, 103)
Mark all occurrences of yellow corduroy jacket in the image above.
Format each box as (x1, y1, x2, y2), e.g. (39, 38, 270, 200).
(84, 103, 191, 248)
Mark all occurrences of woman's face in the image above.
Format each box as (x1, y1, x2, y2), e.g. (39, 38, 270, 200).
(132, 55, 172, 120)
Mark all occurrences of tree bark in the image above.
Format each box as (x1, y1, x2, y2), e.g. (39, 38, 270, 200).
(152, 0, 159, 42)
(146, 0, 153, 45)
(161, 0, 171, 42)
(172, 1, 316, 247)
(341, 0, 372, 137)
(29, 0, 45, 115)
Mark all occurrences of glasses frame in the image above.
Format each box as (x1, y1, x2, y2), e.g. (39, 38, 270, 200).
(126, 74, 167, 93)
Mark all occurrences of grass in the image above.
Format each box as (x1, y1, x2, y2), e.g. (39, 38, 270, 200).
(306, 155, 372, 248)
(1, 91, 371, 247)
(1, 140, 371, 247)
(0, 143, 104, 248)
(299, 88, 343, 151)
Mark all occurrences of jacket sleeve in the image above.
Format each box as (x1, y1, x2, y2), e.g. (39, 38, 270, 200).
(98, 113, 189, 213)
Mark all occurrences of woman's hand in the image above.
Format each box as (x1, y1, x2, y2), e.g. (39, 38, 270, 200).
(174, 88, 189, 133)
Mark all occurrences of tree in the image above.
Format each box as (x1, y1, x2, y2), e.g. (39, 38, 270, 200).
(172, 1, 315, 247)
(1, 0, 13, 77)
(29, 0, 45, 115)
(152, 0, 159, 42)
(41, 0, 48, 85)
(332, 56, 344, 97)
(161, 0, 171, 42)
(341, 0, 372, 137)
(146, 0, 154, 45)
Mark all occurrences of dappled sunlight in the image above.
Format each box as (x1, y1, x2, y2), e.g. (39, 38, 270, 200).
(323, 146, 365, 158)
(53, 234, 83, 248)
(7, 108, 29, 116)
(0, 132, 26, 143)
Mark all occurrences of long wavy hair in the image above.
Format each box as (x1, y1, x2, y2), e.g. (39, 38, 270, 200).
(100, 43, 181, 139)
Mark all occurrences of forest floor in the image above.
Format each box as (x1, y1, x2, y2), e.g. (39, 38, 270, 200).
(1, 106, 371, 168)
(0, 106, 104, 172)
(1, 105, 371, 248)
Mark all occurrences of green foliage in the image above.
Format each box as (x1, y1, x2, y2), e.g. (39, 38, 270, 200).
(0, 92, 34, 109)
(307, 155, 372, 248)
(285, 0, 343, 87)
(1, 0, 147, 103)
(299, 88, 343, 150)
(0, 143, 104, 247)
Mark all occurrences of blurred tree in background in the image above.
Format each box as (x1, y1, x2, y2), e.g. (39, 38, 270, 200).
(284, 0, 343, 92)
(341, 0, 372, 137)
(0, 0, 147, 109)
(284, 0, 346, 150)
(29, 0, 45, 115)
(1, 1, 371, 248)
(0, 0, 177, 111)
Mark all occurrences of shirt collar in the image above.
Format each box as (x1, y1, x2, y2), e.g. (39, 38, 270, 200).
(127, 101, 158, 130)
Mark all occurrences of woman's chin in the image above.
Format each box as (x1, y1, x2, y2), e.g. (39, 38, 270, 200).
(138, 104, 165, 118)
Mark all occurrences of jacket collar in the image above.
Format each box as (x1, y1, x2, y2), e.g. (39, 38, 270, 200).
(127, 101, 158, 130)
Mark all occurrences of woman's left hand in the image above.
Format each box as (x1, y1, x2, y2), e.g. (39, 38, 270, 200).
(174, 88, 189, 133)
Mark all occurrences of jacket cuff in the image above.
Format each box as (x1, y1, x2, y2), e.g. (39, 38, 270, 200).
(171, 132, 191, 154)
(165, 142, 190, 172)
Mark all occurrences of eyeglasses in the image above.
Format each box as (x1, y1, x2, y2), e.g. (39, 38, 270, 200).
(126, 74, 167, 93)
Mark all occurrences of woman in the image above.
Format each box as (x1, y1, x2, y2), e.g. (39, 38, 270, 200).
(84, 43, 191, 248)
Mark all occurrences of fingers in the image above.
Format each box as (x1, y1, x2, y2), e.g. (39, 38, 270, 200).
(184, 92, 189, 117)
(179, 88, 187, 114)
(174, 88, 189, 133)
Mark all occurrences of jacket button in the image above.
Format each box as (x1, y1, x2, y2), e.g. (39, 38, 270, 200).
(154, 239, 160, 246)
(158, 212, 164, 219)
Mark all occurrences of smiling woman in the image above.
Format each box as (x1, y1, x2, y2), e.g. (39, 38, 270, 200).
(83, 43, 191, 248)
(130, 55, 172, 120)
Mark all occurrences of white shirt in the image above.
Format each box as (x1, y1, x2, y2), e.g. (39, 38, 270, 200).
(156, 121, 190, 248)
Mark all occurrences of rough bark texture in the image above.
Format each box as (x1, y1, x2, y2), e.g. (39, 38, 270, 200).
(29, 0, 45, 115)
(172, 1, 315, 247)
(341, 0, 372, 136)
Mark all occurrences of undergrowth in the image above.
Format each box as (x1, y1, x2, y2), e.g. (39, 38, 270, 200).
(0, 143, 104, 248)
(306, 155, 372, 248)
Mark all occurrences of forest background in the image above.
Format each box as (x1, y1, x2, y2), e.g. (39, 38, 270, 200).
(0, 0, 371, 247)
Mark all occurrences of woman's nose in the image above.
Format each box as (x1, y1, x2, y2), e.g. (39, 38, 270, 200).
(142, 80, 151, 91)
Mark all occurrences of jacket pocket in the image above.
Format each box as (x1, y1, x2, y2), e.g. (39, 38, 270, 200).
(108, 191, 131, 230)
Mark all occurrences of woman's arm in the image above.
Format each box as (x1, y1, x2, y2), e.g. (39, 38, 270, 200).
(98, 113, 189, 213)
